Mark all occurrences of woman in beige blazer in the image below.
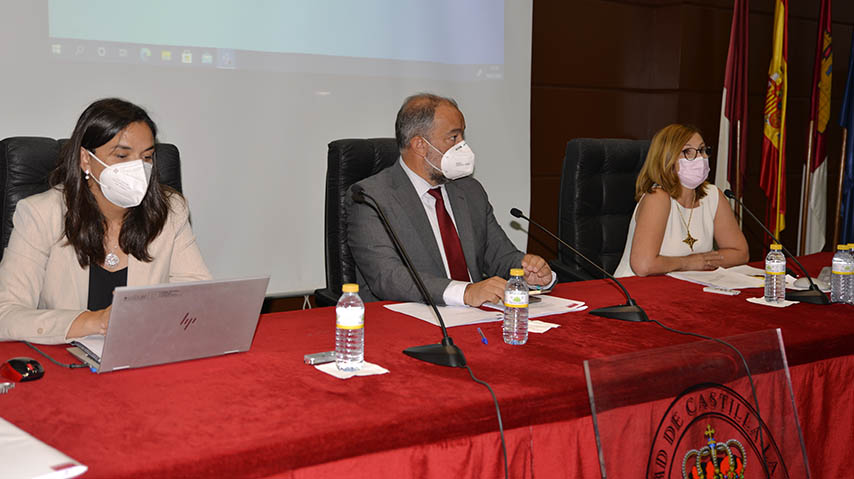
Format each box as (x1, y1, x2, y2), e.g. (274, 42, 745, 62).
(0, 98, 211, 345)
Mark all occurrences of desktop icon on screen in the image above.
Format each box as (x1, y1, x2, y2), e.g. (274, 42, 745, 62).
(118, 48, 128, 58)
(181, 50, 192, 64)
(75, 45, 85, 56)
(140, 48, 151, 61)
(217, 49, 235, 69)
(201, 52, 213, 64)
(161, 50, 172, 61)
(51, 44, 62, 55)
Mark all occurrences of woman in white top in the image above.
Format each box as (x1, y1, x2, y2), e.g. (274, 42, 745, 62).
(614, 124, 748, 277)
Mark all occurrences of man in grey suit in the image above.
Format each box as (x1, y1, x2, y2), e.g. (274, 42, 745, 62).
(347, 93, 554, 307)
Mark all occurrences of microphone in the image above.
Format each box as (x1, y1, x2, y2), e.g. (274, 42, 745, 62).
(723, 189, 829, 305)
(509, 208, 649, 322)
(351, 184, 467, 367)
(351, 185, 366, 203)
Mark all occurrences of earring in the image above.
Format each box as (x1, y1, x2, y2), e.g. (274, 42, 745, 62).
(84, 170, 90, 181)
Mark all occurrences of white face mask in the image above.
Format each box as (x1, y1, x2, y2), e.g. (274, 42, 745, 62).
(422, 138, 476, 180)
(85, 149, 152, 208)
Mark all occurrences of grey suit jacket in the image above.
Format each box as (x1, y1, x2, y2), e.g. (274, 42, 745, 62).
(346, 161, 524, 304)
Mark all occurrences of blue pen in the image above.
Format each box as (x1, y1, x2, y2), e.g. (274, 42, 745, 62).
(477, 327, 488, 345)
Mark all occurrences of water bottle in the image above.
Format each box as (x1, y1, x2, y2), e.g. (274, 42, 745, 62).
(847, 244, 854, 305)
(335, 283, 364, 371)
(503, 268, 529, 345)
(831, 245, 851, 304)
(764, 244, 786, 302)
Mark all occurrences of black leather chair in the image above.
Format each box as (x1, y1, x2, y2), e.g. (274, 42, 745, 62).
(553, 138, 650, 281)
(314, 138, 399, 306)
(0, 136, 183, 261)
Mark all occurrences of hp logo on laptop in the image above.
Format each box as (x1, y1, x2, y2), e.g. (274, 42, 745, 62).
(179, 313, 197, 331)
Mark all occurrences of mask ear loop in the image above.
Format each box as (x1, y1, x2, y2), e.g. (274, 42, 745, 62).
(420, 137, 445, 174)
(84, 149, 108, 187)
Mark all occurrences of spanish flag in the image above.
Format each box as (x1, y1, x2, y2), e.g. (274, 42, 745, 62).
(760, 0, 788, 238)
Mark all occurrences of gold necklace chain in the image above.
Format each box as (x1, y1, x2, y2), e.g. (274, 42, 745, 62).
(676, 193, 698, 251)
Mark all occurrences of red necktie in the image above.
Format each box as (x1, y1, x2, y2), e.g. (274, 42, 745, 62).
(427, 188, 470, 282)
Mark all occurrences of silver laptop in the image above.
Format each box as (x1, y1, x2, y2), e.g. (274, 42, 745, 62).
(68, 276, 269, 373)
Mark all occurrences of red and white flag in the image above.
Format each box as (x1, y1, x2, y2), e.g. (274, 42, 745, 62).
(715, 0, 749, 200)
(799, 0, 831, 254)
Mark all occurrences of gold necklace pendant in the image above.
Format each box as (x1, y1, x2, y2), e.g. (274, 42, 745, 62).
(683, 232, 697, 251)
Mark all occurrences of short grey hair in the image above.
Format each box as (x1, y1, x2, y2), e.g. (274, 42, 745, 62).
(394, 93, 459, 151)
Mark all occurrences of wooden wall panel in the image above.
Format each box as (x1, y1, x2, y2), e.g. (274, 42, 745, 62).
(530, 0, 854, 263)
(532, 1, 680, 90)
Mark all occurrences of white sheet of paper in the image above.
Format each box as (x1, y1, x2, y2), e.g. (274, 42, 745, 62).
(0, 417, 87, 479)
(314, 361, 389, 379)
(667, 266, 795, 290)
(384, 303, 503, 327)
(74, 334, 105, 358)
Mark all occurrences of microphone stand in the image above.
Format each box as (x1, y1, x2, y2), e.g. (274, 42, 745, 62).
(352, 187, 466, 367)
(510, 208, 649, 322)
(724, 190, 830, 305)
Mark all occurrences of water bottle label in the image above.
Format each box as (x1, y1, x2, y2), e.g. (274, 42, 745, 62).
(336, 308, 364, 329)
(832, 260, 854, 274)
(504, 291, 528, 308)
(765, 264, 785, 274)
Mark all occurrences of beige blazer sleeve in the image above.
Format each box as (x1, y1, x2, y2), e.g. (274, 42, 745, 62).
(0, 192, 83, 344)
(162, 193, 212, 283)
(0, 189, 213, 345)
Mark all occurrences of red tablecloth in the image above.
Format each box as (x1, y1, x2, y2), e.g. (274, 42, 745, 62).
(0, 253, 851, 478)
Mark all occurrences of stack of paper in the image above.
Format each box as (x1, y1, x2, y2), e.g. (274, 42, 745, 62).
(0, 417, 87, 479)
(385, 295, 586, 328)
(483, 295, 587, 318)
(667, 265, 795, 290)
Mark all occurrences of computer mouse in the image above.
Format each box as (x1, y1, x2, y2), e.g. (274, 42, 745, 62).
(0, 357, 45, 382)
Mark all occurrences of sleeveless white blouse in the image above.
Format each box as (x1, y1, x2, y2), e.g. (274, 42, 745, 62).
(614, 184, 719, 277)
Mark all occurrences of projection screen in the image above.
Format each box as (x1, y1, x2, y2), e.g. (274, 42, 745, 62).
(0, 1, 533, 296)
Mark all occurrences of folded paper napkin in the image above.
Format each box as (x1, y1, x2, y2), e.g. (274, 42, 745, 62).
(529, 320, 561, 333)
(746, 297, 799, 308)
(315, 361, 389, 379)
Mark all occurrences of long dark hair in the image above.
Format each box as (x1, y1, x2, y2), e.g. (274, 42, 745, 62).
(49, 98, 175, 267)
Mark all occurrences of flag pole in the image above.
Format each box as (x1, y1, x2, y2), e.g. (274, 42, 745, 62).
(735, 119, 743, 227)
(775, 136, 785, 239)
(833, 128, 847, 246)
(799, 121, 815, 254)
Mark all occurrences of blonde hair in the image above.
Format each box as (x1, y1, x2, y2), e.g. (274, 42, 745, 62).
(635, 124, 709, 201)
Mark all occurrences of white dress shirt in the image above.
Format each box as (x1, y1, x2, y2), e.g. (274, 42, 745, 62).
(399, 159, 471, 306)
(399, 158, 556, 305)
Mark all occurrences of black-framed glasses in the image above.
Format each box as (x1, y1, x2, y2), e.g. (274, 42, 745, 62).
(681, 146, 713, 160)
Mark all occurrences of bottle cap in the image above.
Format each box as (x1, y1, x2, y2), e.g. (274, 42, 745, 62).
(342, 283, 359, 293)
(770, 243, 782, 251)
(510, 268, 524, 277)
(839, 244, 851, 251)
